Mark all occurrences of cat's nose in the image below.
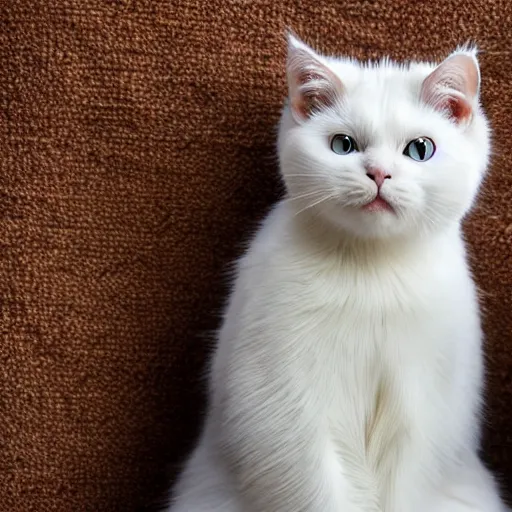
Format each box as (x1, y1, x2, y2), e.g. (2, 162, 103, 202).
(366, 168, 391, 189)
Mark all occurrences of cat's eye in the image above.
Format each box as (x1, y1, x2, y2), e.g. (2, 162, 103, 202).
(403, 137, 436, 162)
(331, 134, 358, 155)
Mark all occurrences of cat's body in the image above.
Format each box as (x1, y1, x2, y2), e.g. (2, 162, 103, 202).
(167, 36, 506, 512)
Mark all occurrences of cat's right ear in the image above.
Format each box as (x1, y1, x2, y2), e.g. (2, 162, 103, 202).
(286, 34, 343, 123)
(420, 50, 481, 125)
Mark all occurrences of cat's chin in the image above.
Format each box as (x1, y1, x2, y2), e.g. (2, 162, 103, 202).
(318, 203, 412, 242)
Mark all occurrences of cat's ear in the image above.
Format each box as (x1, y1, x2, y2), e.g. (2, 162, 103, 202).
(420, 50, 480, 125)
(286, 34, 343, 123)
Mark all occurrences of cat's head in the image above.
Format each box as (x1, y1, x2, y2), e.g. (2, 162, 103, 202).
(278, 35, 490, 240)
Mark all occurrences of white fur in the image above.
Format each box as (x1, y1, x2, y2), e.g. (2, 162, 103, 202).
(166, 37, 507, 512)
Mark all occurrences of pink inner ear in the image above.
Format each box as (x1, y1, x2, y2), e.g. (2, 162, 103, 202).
(441, 95, 473, 123)
(287, 43, 343, 122)
(420, 53, 479, 125)
(292, 89, 334, 120)
(291, 68, 336, 119)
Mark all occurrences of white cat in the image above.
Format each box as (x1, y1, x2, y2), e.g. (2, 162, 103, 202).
(166, 35, 508, 512)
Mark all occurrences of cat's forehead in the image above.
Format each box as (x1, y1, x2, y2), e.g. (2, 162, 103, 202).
(327, 58, 434, 99)
(319, 59, 445, 141)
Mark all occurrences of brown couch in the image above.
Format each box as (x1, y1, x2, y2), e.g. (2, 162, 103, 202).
(1, 1, 511, 510)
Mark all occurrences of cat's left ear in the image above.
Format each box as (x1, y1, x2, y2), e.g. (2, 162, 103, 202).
(420, 50, 480, 125)
(286, 34, 343, 123)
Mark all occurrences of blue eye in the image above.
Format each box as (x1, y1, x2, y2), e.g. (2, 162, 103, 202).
(331, 134, 358, 155)
(404, 137, 436, 162)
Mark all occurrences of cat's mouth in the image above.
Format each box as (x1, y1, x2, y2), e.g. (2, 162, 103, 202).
(362, 194, 394, 213)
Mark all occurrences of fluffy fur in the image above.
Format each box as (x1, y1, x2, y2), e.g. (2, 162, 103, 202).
(166, 35, 507, 512)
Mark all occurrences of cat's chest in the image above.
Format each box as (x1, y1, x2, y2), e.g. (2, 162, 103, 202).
(308, 282, 465, 507)
(322, 322, 447, 431)
(273, 252, 474, 453)
(311, 288, 452, 416)
(321, 321, 455, 501)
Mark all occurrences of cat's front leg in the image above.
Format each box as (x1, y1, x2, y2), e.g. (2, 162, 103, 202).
(217, 371, 363, 512)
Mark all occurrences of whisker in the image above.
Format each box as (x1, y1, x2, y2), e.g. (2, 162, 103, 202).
(283, 174, 332, 178)
(283, 190, 332, 203)
(294, 194, 335, 217)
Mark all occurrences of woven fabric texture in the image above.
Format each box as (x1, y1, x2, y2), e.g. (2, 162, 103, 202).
(1, 1, 511, 510)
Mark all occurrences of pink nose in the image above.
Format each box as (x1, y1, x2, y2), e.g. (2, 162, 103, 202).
(366, 168, 392, 188)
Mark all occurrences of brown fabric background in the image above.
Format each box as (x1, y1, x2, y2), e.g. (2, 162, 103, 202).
(1, 1, 511, 510)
